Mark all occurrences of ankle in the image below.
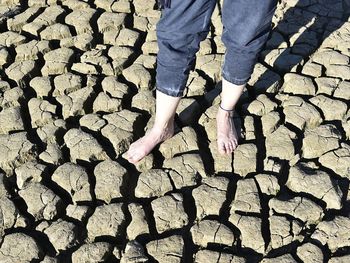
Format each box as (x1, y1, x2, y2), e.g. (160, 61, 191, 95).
(218, 106, 234, 118)
(152, 120, 174, 132)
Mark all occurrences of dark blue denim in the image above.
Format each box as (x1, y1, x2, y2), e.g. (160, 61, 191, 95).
(155, 0, 277, 97)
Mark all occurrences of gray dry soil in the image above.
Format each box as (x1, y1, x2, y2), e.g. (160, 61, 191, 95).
(0, 0, 349, 262)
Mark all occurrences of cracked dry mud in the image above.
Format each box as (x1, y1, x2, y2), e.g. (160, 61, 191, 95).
(0, 0, 349, 262)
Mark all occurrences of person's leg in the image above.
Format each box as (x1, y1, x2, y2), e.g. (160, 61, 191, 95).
(125, 0, 216, 164)
(217, 0, 278, 154)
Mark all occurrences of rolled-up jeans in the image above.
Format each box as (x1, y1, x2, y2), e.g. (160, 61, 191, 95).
(156, 0, 278, 97)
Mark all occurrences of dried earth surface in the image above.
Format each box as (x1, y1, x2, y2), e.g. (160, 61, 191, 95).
(0, 0, 349, 262)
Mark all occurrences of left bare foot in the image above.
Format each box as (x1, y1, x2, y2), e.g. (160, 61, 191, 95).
(216, 106, 239, 154)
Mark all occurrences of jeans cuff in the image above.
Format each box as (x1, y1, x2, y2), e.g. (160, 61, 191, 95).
(222, 70, 249, 85)
(156, 86, 184, 97)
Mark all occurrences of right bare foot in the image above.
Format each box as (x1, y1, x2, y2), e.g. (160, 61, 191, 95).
(216, 106, 239, 154)
(123, 122, 175, 164)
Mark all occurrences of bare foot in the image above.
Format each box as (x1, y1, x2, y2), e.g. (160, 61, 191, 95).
(123, 122, 175, 164)
(216, 107, 239, 154)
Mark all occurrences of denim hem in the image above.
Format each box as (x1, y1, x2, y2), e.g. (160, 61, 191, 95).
(222, 71, 249, 86)
(156, 86, 184, 97)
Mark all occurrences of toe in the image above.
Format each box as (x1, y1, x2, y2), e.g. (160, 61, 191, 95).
(128, 154, 138, 164)
(126, 150, 139, 163)
(121, 152, 129, 159)
(232, 140, 238, 149)
(225, 142, 232, 154)
(130, 150, 146, 164)
(218, 140, 226, 154)
(223, 141, 229, 153)
(227, 142, 234, 153)
(126, 154, 134, 163)
(126, 149, 135, 160)
(126, 146, 135, 156)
